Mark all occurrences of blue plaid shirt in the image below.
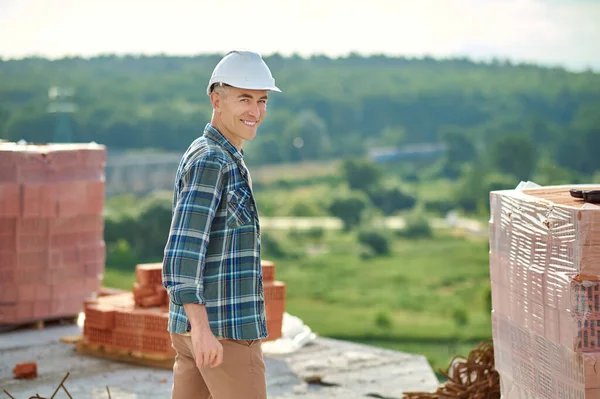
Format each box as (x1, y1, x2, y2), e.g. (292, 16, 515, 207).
(162, 123, 267, 340)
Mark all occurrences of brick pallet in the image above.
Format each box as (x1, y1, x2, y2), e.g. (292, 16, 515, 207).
(0, 142, 107, 327)
(80, 260, 286, 363)
(489, 185, 600, 398)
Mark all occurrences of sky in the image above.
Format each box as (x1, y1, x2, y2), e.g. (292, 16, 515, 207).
(1, 0, 599, 71)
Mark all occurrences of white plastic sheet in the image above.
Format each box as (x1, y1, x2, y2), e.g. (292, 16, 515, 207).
(261, 313, 317, 354)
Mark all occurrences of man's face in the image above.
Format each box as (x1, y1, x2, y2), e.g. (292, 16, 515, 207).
(211, 86, 268, 147)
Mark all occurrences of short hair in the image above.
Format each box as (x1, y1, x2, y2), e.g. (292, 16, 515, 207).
(210, 83, 231, 95)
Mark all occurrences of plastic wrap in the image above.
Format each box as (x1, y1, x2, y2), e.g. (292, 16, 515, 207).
(490, 184, 600, 398)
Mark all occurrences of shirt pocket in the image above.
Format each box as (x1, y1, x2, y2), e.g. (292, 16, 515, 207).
(225, 187, 253, 229)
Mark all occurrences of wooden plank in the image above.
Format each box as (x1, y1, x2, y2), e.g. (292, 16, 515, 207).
(0, 315, 79, 333)
(59, 335, 83, 344)
(74, 339, 175, 370)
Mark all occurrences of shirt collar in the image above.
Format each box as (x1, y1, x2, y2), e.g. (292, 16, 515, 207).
(203, 123, 244, 161)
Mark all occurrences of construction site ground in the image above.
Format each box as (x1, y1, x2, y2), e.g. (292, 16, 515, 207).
(0, 321, 439, 399)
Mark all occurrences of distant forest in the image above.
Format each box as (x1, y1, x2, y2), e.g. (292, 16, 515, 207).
(1, 54, 599, 175)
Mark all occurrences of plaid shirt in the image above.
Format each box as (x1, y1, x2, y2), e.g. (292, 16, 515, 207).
(162, 123, 267, 340)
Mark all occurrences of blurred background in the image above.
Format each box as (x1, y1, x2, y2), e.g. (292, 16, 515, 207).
(1, 0, 599, 376)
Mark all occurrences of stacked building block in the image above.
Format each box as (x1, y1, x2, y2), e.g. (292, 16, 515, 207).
(82, 260, 286, 357)
(0, 142, 107, 326)
(489, 185, 600, 398)
(262, 260, 286, 341)
(83, 264, 171, 356)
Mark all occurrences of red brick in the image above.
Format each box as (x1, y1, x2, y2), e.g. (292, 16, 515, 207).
(0, 266, 46, 285)
(52, 279, 86, 300)
(84, 276, 101, 293)
(78, 214, 104, 232)
(79, 166, 105, 182)
(261, 260, 275, 282)
(264, 281, 286, 301)
(57, 182, 87, 217)
(49, 232, 80, 249)
(96, 292, 135, 309)
(265, 318, 283, 341)
(144, 310, 168, 333)
(84, 262, 104, 278)
(142, 331, 174, 355)
(85, 181, 105, 214)
(18, 217, 50, 235)
(16, 233, 49, 253)
(84, 298, 99, 311)
(51, 296, 83, 317)
(18, 162, 49, 184)
(0, 304, 16, 323)
(49, 247, 79, 269)
(49, 216, 80, 235)
(0, 183, 19, 217)
(115, 309, 145, 331)
(0, 250, 14, 269)
(113, 328, 143, 351)
(46, 149, 79, 169)
(81, 148, 107, 168)
(79, 242, 106, 264)
(136, 263, 163, 286)
(34, 283, 52, 301)
(0, 218, 17, 235)
(17, 284, 37, 302)
(0, 165, 17, 183)
(85, 304, 116, 330)
(0, 284, 17, 304)
(13, 362, 37, 379)
(21, 184, 58, 217)
(139, 294, 162, 308)
(46, 267, 74, 285)
(133, 282, 155, 299)
(266, 298, 285, 322)
(84, 323, 113, 346)
(15, 301, 34, 321)
(17, 250, 49, 268)
(0, 234, 16, 252)
(33, 300, 51, 318)
(0, 281, 48, 304)
(79, 230, 104, 246)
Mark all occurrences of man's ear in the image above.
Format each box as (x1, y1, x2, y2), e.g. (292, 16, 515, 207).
(210, 92, 221, 112)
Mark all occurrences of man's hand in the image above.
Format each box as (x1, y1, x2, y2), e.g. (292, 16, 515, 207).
(191, 328, 223, 368)
(183, 303, 224, 368)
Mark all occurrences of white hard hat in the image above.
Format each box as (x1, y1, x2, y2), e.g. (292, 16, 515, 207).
(206, 50, 281, 95)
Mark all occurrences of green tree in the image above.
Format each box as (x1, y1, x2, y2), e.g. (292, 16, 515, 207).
(339, 158, 382, 192)
(439, 127, 477, 178)
(328, 191, 370, 230)
(489, 134, 538, 180)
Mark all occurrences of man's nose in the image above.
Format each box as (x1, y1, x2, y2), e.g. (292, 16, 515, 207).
(248, 103, 260, 118)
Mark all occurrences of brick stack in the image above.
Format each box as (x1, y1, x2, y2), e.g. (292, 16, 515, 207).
(82, 260, 285, 357)
(133, 263, 169, 308)
(0, 142, 107, 326)
(262, 260, 286, 341)
(489, 185, 600, 398)
(83, 263, 171, 356)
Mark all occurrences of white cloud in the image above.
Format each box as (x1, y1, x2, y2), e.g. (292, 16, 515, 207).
(0, 0, 598, 70)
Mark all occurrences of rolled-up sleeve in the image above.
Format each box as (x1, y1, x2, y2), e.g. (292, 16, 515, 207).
(162, 156, 225, 305)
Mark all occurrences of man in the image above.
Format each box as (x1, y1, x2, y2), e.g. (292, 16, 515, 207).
(161, 50, 281, 399)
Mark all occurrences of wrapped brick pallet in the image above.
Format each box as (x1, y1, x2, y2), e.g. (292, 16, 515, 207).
(0, 141, 107, 326)
(489, 185, 600, 398)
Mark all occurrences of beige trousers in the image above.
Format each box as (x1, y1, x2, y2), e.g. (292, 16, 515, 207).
(170, 333, 267, 399)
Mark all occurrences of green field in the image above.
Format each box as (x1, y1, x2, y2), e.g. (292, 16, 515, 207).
(102, 227, 492, 376)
